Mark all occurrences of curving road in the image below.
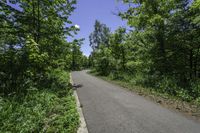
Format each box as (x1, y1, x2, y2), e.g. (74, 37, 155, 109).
(72, 71, 200, 133)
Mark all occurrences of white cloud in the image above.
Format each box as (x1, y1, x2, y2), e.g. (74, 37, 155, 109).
(75, 24, 80, 29)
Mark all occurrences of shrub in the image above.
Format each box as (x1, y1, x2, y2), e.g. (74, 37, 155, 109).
(46, 69, 70, 91)
(194, 97, 200, 105)
(176, 89, 193, 102)
(190, 80, 200, 99)
(156, 76, 178, 95)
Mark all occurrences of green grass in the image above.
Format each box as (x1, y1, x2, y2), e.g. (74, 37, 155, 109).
(0, 86, 79, 133)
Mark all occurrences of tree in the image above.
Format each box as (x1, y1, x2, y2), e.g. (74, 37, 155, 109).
(93, 45, 113, 75)
(90, 0, 200, 98)
(71, 39, 88, 70)
(119, 0, 200, 80)
(0, 0, 78, 94)
(89, 20, 110, 50)
(109, 27, 127, 71)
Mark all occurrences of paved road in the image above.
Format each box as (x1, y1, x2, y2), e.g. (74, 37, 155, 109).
(72, 71, 200, 133)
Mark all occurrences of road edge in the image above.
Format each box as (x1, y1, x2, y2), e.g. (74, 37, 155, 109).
(87, 71, 200, 122)
(70, 73, 89, 133)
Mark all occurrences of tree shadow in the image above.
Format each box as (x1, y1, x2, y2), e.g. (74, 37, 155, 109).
(72, 84, 83, 90)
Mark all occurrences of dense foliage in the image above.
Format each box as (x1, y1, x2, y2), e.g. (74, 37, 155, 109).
(89, 0, 200, 103)
(0, 0, 86, 132)
(0, 0, 87, 95)
(71, 39, 89, 70)
(0, 79, 79, 133)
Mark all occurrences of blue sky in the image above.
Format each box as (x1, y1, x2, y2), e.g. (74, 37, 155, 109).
(70, 0, 128, 56)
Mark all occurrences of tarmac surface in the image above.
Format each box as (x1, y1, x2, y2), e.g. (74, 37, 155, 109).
(72, 71, 200, 133)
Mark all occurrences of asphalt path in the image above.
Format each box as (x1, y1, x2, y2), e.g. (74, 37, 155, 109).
(72, 71, 200, 133)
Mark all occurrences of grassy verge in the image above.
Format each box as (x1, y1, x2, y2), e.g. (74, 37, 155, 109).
(88, 71, 200, 120)
(0, 73, 79, 133)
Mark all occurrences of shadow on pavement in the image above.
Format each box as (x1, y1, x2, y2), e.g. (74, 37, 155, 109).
(72, 84, 83, 90)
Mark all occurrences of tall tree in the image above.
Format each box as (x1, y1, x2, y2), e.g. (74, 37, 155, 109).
(89, 20, 110, 50)
(0, 0, 78, 94)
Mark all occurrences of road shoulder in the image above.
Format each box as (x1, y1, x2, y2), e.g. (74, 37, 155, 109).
(70, 73, 89, 133)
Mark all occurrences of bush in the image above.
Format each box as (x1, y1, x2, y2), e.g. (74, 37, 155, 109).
(133, 73, 145, 86)
(194, 97, 200, 105)
(190, 80, 200, 99)
(176, 89, 193, 102)
(46, 69, 70, 91)
(156, 76, 178, 95)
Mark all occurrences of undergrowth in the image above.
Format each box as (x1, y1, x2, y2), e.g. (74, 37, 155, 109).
(0, 70, 79, 133)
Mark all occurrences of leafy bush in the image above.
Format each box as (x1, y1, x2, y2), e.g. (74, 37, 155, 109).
(194, 97, 200, 105)
(176, 89, 193, 102)
(46, 69, 70, 91)
(132, 73, 146, 86)
(125, 61, 136, 74)
(190, 80, 200, 99)
(109, 71, 124, 80)
(155, 77, 197, 102)
(156, 77, 178, 95)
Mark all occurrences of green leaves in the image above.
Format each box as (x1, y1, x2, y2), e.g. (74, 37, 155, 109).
(25, 38, 48, 65)
(71, 39, 88, 71)
(0, 1, 81, 132)
(47, 69, 70, 90)
(89, 20, 111, 50)
(0, 84, 79, 133)
(191, 0, 200, 25)
(0, 0, 78, 94)
(90, 0, 200, 103)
